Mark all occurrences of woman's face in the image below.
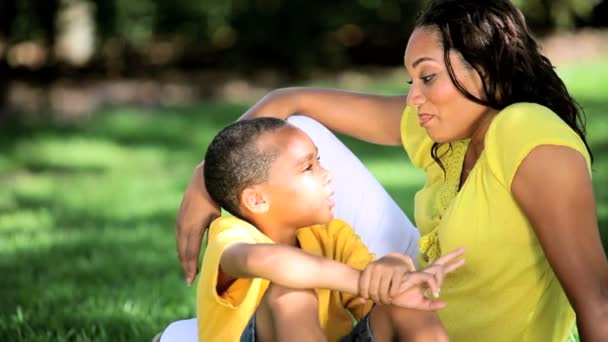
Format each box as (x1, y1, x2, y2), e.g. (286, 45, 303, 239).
(404, 27, 495, 143)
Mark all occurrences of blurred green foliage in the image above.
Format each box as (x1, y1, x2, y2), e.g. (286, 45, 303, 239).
(1, 0, 606, 74)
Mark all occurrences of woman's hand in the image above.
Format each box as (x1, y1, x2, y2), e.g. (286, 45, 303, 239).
(389, 247, 466, 311)
(176, 162, 220, 285)
(358, 247, 465, 305)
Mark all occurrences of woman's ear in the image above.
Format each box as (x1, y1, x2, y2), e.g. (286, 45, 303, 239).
(241, 186, 270, 214)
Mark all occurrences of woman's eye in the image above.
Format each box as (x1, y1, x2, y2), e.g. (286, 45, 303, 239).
(407, 74, 434, 86)
(421, 74, 435, 83)
(304, 164, 313, 172)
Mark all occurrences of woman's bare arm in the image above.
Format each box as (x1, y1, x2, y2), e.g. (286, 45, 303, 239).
(176, 162, 220, 285)
(512, 145, 608, 341)
(240, 87, 407, 146)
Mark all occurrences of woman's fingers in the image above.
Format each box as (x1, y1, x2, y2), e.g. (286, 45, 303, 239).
(442, 256, 466, 274)
(399, 272, 440, 298)
(433, 247, 466, 266)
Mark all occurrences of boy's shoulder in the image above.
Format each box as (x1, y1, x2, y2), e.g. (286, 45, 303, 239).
(208, 216, 272, 245)
(300, 218, 355, 235)
(298, 219, 365, 250)
(298, 218, 374, 264)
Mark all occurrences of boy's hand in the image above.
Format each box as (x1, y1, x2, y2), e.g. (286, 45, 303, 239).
(389, 247, 466, 311)
(358, 253, 416, 304)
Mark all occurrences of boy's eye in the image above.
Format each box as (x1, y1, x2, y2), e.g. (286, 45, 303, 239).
(303, 155, 321, 172)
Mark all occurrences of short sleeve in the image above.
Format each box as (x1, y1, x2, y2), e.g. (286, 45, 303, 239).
(485, 103, 591, 189)
(325, 219, 376, 319)
(400, 105, 436, 169)
(200, 216, 273, 307)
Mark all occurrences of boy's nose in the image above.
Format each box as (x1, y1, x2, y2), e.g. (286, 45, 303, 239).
(321, 166, 332, 185)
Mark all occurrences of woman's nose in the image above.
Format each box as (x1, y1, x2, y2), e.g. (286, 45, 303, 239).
(406, 83, 425, 108)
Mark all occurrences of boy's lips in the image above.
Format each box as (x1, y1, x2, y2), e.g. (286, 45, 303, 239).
(327, 190, 336, 208)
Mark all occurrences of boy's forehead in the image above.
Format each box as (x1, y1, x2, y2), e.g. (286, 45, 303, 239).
(260, 125, 315, 158)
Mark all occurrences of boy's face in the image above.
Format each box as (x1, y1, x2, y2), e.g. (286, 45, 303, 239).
(262, 125, 335, 227)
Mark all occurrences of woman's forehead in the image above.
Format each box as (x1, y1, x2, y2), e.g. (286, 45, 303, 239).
(404, 28, 443, 69)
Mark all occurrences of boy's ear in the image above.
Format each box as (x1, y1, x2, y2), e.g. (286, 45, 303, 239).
(241, 186, 270, 214)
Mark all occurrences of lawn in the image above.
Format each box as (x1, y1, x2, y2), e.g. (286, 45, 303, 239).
(1, 61, 607, 341)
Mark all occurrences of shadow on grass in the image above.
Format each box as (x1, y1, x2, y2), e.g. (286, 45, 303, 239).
(0, 209, 192, 341)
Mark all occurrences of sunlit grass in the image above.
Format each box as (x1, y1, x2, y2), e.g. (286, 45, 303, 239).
(0, 62, 607, 340)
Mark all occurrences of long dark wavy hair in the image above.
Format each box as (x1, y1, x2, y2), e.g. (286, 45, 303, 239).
(415, 0, 593, 170)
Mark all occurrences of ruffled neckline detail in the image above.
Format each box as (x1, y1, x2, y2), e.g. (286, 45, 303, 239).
(418, 139, 469, 266)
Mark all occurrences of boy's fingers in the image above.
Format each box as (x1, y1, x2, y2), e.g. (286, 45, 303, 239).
(369, 268, 383, 303)
(389, 271, 404, 298)
(359, 268, 372, 299)
(396, 253, 416, 271)
(378, 276, 392, 304)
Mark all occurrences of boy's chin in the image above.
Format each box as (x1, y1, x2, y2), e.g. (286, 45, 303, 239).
(301, 213, 334, 227)
(317, 212, 335, 225)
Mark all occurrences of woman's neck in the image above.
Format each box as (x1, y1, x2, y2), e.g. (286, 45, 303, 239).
(468, 108, 498, 159)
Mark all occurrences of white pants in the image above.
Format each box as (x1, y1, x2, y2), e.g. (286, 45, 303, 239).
(160, 115, 420, 341)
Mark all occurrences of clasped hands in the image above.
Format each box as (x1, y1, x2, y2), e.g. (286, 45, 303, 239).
(357, 247, 465, 311)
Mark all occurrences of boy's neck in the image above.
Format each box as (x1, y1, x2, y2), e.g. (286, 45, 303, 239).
(250, 219, 299, 246)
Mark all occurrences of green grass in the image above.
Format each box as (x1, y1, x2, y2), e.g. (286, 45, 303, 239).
(1, 61, 607, 341)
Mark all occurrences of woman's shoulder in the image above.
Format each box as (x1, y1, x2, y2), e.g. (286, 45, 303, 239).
(485, 102, 590, 187)
(400, 105, 435, 169)
(487, 102, 586, 151)
(490, 103, 569, 134)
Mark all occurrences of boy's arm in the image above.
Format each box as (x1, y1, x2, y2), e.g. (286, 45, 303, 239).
(220, 242, 361, 294)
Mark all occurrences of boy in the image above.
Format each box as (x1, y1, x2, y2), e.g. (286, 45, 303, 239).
(199, 117, 464, 341)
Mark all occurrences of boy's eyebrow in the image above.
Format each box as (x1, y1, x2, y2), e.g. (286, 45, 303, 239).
(294, 146, 319, 166)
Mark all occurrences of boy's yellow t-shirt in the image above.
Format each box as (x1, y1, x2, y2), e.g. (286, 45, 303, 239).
(401, 102, 591, 341)
(196, 216, 375, 342)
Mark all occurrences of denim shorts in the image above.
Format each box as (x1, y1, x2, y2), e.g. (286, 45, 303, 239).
(240, 313, 374, 342)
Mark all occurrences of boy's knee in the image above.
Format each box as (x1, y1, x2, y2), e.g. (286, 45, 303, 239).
(261, 284, 319, 313)
(390, 307, 448, 341)
(372, 305, 449, 342)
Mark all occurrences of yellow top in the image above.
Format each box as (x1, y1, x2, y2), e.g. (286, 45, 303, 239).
(197, 216, 375, 342)
(400, 103, 591, 341)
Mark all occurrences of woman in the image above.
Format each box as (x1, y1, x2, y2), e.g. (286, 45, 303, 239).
(174, 0, 608, 340)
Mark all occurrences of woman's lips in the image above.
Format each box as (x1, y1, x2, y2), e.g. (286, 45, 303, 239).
(418, 114, 434, 127)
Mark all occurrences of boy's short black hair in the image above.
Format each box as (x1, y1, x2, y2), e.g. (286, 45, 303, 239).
(204, 117, 288, 217)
